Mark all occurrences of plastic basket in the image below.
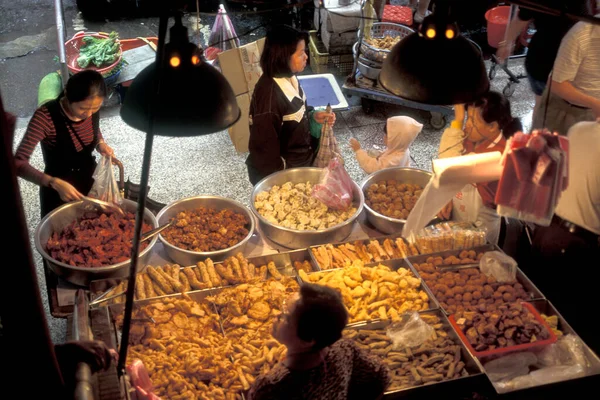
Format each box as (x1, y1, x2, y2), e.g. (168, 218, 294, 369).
(360, 22, 414, 63)
(65, 32, 122, 77)
(309, 30, 354, 75)
(449, 302, 557, 359)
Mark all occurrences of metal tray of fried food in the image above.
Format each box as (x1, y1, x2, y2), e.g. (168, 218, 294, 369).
(343, 310, 486, 398)
(91, 249, 314, 307)
(406, 245, 545, 307)
(307, 233, 417, 271)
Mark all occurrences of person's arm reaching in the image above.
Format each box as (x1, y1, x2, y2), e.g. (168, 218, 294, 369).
(496, 11, 530, 63)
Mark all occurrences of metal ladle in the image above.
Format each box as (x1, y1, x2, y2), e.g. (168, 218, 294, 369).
(82, 196, 125, 216)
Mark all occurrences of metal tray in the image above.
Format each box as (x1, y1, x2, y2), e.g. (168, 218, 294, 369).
(406, 245, 545, 314)
(91, 249, 314, 306)
(344, 310, 486, 398)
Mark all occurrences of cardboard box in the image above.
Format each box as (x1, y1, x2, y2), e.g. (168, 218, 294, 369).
(228, 93, 251, 153)
(217, 38, 265, 97)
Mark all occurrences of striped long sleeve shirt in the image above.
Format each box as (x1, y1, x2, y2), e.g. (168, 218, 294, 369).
(15, 105, 103, 186)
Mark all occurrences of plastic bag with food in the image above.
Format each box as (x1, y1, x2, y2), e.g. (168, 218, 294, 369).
(479, 251, 517, 283)
(386, 312, 434, 349)
(127, 359, 162, 400)
(312, 157, 354, 211)
(88, 155, 122, 205)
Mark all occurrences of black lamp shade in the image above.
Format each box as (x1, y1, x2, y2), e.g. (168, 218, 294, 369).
(378, 32, 490, 105)
(121, 60, 241, 136)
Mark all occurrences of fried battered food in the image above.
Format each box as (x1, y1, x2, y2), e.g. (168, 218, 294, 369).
(254, 181, 357, 231)
(162, 207, 250, 252)
(293, 260, 313, 273)
(365, 34, 402, 50)
(135, 274, 146, 300)
(311, 237, 416, 270)
(365, 181, 423, 220)
(300, 260, 429, 323)
(413, 259, 531, 314)
(344, 315, 470, 390)
(45, 211, 152, 267)
(267, 262, 283, 280)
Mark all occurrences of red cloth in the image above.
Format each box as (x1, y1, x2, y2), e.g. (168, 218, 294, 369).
(382, 5, 413, 26)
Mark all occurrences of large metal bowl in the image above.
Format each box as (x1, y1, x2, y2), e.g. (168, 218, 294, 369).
(35, 199, 158, 286)
(156, 196, 255, 266)
(361, 167, 437, 235)
(251, 167, 364, 249)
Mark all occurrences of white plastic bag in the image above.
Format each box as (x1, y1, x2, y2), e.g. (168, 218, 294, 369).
(479, 251, 517, 283)
(484, 352, 538, 382)
(386, 312, 434, 349)
(88, 155, 122, 205)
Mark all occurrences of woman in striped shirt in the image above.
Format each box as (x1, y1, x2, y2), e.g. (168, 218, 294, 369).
(15, 70, 115, 217)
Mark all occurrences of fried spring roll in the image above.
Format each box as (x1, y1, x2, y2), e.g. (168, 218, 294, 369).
(142, 273, 156, 298)
(135, 273, 146, 300)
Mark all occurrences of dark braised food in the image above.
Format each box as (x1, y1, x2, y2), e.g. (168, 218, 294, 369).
(46, 211, 152, 267)
(366, 180, 423, 219)
(162, 207, 249, 252)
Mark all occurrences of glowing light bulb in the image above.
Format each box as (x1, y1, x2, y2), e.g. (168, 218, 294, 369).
(446, 29, 455, 39)
(170, 56, 181, 68)
(426, 28, 436, 39)
(191, 55, 200, 65)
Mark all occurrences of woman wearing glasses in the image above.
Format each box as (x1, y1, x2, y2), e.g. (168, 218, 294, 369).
(437, 91, 522, 245)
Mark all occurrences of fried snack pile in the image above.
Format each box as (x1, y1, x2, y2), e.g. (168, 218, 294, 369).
(542, 314, 562, 338)
(254, 182, 357, 231)
(414, 261, 530, 314)
(162, 207, 249, 252)
(344, 315, 470, 389)
(299, 261, 429, 323)
(97, 253, 312, 304)
(365, 35, 402, 50)
(46, 211, 152, 267)
(454, 302, 551, 352)
(412, 223, 487, 254)
(311, 238, 419, 270)
(125, 295, 241, 400)
(366, 181, 423, 220)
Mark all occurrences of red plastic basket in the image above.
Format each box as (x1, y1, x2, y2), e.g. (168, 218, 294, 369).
(65, 32, 123, 76)
(449, 302, 557, 359)
(382, 5, 413, 26)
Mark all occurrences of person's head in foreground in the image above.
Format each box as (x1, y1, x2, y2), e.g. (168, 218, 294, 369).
(273, 283, 349, 355)
(464, 90, 522, 142)
(261, 25, 308, 78)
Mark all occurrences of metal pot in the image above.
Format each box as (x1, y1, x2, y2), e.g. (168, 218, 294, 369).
(35, 199, 158, 286)
(156, 196, 255, 266)
(361, 167, 438, 235)
(358, 59, 381, 80)
(251, 167, 364, 249)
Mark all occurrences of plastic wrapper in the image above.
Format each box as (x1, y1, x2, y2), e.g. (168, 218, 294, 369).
(127, 359, 162, 400)
(208, 4, 240, 52)
(491, 334, 591, 393)
(312, 157, 354, 210)
(408, 222, 487, 254)
(496, 131, 569, 226)
(88, 155, 122, 205)
(313, 105, 341, 168)
(386, 312, 434, 349)
(485, 352, 538, 382)
(479, 251, 517, 283)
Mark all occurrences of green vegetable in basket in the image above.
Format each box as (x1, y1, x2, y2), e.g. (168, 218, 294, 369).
(77, 31, 120, 69)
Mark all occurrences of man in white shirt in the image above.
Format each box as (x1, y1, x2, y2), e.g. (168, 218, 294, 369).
(532, 20, 600, 135)
(528, 120, 600, 353)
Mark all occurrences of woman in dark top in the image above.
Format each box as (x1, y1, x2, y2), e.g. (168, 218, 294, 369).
(246, 25, 336, 185)
(248, 284, 390, 400)
(15, 70, 115, 217)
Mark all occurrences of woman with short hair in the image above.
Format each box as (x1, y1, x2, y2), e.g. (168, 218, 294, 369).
(246, 25, 336, 185)
(248, 283, 390, 400)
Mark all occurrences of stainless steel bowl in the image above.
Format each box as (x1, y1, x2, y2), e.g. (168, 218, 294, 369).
(358, 59, 381, 80)
(251, 167, 364, 249)
(361, 167, 437, 235)
(156, 196, 255, 265)
(35, 199, 158, 286)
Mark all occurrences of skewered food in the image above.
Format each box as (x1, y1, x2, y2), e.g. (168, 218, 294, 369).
(299, 261, 429, 323)
(162, 207, 250, 252)
(365, 181, 423, 220)
(344, 315, 471, 390)
(46, 211, 152, 267)
(254, 181, 357, 231)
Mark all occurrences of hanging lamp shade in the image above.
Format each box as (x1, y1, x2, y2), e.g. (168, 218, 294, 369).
(378, 12, 489, 105)
(121, 17, 241, 136)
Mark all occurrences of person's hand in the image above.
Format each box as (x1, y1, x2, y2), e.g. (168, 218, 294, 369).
(437, 201, 452, 220)
(349, 138, 361, 151)
(496, 41, 513, 63)
(49, 177, 84, 202)
(55, 340, 114, 374)
(313, 111, 336, 126)
(97, 142, 115, 158)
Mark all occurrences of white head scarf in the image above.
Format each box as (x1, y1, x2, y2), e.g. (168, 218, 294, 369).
(381, 116, 423, 157)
